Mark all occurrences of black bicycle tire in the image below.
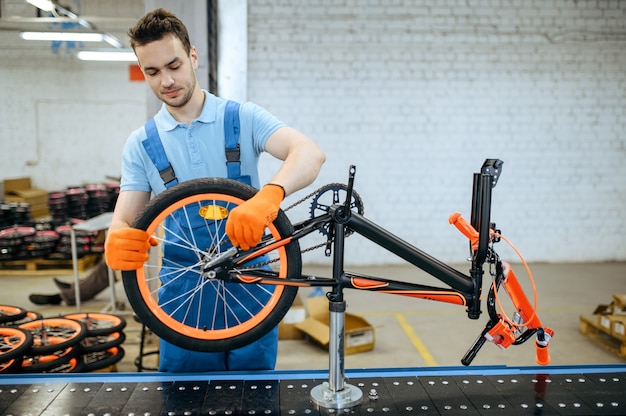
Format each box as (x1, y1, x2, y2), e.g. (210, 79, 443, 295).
(0, 305, 28, 324)
(32, 355, 85, 373)
(52, 357, 85, 373)
(19, 318, 87, 355)
(63, 313, 126, 337)
(83, 346, 125, 372)
(80, 331, 126, 353)
(123, 177, 302, 352)
(21, 346, 79, 373)
(0, 357, 24, 374)
(0, 326, 33, 363)
(7, 310, 44, 327)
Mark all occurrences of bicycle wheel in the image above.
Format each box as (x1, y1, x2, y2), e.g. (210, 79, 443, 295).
(19, 318, 87, 355)
(0, 305, 27, 324)
(0, 326, 33, 363)
(123, 178, 302, 352)
(21, 346, 79, 373)
(63, 313, 126, 337)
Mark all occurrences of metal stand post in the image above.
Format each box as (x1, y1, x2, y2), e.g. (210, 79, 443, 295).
(310, 221, 363, 409)
(310, 299, 363, 409)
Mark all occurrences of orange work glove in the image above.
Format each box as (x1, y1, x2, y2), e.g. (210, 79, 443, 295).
(105, 227, 157, 271)
(226, 184, 285, 250)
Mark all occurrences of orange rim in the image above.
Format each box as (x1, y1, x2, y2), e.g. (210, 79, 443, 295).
(0, 305, 24, 318)
(20, 318, 84, 345)
(136, 192, 288, 341)
(0, 327, 28, 351)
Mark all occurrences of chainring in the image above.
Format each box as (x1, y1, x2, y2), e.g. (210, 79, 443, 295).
(309, 183, 364, 237)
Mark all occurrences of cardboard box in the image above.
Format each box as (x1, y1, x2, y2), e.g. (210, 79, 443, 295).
(296, 296, 375, 354)
(610, 315, 626, 341)
(278, 294, 305, 340)
(598, 314, 612, 333)
(3, 177, 49, 219)
(612, 294, 626, 311)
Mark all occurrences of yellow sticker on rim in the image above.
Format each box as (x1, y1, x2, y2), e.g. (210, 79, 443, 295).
(198, 205, 229, 220)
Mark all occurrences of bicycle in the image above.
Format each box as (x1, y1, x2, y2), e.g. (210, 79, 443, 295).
(123, 159, 553, 371)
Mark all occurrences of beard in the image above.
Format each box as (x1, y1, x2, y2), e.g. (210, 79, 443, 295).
(158, 66, 197, 108)
(160, 80, 195, 108)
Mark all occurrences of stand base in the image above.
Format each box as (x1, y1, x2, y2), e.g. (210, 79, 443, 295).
(310, 382, 363, 409)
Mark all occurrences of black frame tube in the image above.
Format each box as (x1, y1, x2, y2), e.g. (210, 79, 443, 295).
(344, 211, 474, 294)
(475, 174, 492, 266)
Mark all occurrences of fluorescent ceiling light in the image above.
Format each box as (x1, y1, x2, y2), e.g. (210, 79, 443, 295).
(26, 0, 55, 12)
(19, 31, 105, 42)
(22, 0, 126, 49)
(102, 33, 123, 49)
(77, 50, 137, 62)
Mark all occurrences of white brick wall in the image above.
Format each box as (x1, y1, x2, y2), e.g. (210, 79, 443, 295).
(0, 57, 146, 191)
(0, 0, 146, 192)
(248, 0, 626, 264)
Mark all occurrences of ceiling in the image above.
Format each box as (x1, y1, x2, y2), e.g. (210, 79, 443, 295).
(0, 0, 144, 58)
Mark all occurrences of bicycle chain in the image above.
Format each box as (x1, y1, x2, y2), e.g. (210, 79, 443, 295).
(282, 187, 321, 212)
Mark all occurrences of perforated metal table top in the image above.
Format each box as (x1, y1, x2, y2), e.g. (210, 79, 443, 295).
(0, 365, 624, 415)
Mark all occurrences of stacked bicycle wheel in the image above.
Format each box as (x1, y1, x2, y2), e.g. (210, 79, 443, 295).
(63, 312, 126, 372)
(0, 306, 126, 373)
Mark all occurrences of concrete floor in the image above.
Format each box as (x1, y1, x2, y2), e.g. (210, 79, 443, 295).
(1, 261, 624, 374)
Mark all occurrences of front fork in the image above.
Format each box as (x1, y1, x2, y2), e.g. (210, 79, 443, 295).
(462, 260, 554, 366)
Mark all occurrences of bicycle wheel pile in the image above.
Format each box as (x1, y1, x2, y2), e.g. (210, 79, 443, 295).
(0, 307, 126, 373)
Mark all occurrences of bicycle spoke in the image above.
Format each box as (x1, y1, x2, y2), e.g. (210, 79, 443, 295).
(0, 331, 30, 358)
(20, 318, 85, 355)
(0, 336, 21, 352)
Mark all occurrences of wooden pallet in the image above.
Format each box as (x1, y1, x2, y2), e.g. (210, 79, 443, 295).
(0, 253, 102, 276)
(579, 314, 626, 360)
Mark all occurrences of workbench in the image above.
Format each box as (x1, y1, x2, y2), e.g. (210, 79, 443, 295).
(0, 364, 624, 415)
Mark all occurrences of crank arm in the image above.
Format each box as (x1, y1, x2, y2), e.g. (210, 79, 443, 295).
(461, 320, 495, 366)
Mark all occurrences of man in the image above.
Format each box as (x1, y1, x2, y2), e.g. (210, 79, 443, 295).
(104, 8, 325, 372)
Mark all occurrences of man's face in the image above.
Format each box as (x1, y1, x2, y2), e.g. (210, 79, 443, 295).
(135, 34, 198, 108)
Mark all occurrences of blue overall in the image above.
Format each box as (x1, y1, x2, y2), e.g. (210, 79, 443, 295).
(141, 101, 278, 372)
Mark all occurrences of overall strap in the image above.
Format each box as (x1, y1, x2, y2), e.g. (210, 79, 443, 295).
(224, 100, 243, 180)
(142, 118, 179, 188)
(141, 102, 250, 189)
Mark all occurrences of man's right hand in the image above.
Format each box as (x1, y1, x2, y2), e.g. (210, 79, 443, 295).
(105, 227, 157, 271)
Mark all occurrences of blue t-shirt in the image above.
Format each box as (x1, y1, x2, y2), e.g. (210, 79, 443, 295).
(120, 91, 285, 196)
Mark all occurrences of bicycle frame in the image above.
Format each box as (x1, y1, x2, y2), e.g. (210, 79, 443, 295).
(227, 161, 490, 309)
(231, 170, 474, 293)
(231, 206, 476, 306)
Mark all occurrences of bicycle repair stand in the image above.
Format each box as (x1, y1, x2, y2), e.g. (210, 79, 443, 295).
(310, 215, 364, 410)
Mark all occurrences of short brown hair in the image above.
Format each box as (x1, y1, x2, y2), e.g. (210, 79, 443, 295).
(128, 8, 192, 54)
